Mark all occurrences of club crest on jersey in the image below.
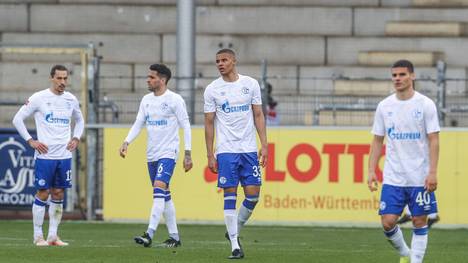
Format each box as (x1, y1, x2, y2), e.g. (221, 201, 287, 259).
(160, 102, 169, 111)
(241, 87, 249, 94)
(412, 109, 423, 120)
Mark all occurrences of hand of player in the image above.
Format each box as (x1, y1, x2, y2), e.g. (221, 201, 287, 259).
(28, 139, 48, 154)
(66, 137, 80, 151)
(259, 146, 268, 168)
(183, 152, 193, 172)
(119, 142, 128, 158)
(425, 172, 437, 193)
(367, 172, 379, 192)
(208, 155, 218, 174)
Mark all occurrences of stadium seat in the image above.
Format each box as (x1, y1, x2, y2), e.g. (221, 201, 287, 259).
(358, 51, 443, 67)
(385, 21, 467, 37)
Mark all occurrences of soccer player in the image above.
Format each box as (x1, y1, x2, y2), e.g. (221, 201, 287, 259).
(12, 65, 84, 246)
(204, 49, 268, 259)
(119, 64, 192, 248)
(368, 60, 440, 263)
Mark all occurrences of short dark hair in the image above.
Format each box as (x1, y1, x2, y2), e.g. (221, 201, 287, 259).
(50, 65, 68, 77)
(149, 64, 172, 84)
(216, 48, 236, 57)
(392, 59, 414, 73)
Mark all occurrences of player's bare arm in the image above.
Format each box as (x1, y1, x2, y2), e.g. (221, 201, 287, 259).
(204, 112, 218, 173)
(426, 132, 439, 193)
(368, 135, 384, 192)
(252, 104, 267, 167)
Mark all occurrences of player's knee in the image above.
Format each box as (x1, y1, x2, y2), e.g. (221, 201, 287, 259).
(224, 192, 237, 210)
(382, 220, 397, 231)
(153, 180, 168, 189)
(412, 216, 427, 228)
(36, 190, 49, 201)
(243, 195, 259, 210)
(50, 189, 64, 200)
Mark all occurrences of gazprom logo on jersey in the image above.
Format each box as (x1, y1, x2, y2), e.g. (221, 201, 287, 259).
(387, 126, 421, 140)
(45, 112, 70, 125)
(145, 115, 168, 126)
(0, 135, 36, 207)
(221, 101, 250, 113)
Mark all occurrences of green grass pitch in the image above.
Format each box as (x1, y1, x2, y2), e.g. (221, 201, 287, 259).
(0, 220, 467, 262)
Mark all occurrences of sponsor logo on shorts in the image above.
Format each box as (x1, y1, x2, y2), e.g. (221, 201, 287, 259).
(219, 177, 227, 184)
(379, 201, 386, 211)
(38, 179, 46, 186)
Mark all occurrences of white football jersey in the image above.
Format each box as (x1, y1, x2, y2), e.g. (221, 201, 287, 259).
(12, 88, 84, 159)
(204, 74, 262, 154)
(372, 91, 440, 187)
(125, 90, 191, 162)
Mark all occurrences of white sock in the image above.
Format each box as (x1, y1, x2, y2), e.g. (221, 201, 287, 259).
(411, 226, 428, 263)
(237, 204, 252, 234)
(224, 209, 240, 251)
(32, 198, 47, 239)
(147, 198, 165, 239)
(164, 198, 179, 241)
(384, 225, 410, 257)
(47, 200, 63, 239)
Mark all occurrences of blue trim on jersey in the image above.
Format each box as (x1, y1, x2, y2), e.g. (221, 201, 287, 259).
(413, 226, 428, 236)
(147, 158, 176, 185)
(34, 197, 47, 206)
(384, 226, 399, 238)
(217, 152, 262, 188)
(34, 158, 72, 190)
(379, 184, 438, 216)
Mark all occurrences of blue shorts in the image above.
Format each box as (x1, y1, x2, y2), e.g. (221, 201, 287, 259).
(217, 152, 262, 188)
(147, 158, 176, 186)
(379, 184, 438, 216)
(34, 158, 72, 190)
